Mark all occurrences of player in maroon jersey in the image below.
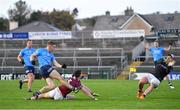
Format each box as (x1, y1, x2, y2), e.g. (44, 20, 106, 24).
(27, 70, 99, 100)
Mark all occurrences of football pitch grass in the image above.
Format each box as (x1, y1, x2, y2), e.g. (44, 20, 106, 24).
(0, 80, 180, 109)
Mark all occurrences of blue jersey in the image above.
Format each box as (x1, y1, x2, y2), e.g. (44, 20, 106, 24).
(19, 47, 36, 67)
(34, 48, 55, 68)
(150, 47, 165, 61)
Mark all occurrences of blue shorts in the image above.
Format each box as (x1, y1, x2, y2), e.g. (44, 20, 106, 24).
(24, 66, 35, 74)
(40, 65, 54, 78)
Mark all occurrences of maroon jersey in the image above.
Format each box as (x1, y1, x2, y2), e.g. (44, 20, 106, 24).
(59, 77, 82, 97)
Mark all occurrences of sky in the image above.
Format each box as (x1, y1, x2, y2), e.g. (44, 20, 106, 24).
(0, 0, 179, 19)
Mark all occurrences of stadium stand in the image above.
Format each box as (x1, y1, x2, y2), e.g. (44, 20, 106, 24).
(1, 9, 180, 79)
(0, 41, 128, 78)
(1, 36, 179, 79)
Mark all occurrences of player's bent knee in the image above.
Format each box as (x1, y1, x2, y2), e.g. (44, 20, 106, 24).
(49, 87, 63, 100)
(150, 78, 160, 88)
(46, 82, 55, 90)
(47, 84, 55, 90)
(28, 73, 34, 78)
(46, 78, 55, 88)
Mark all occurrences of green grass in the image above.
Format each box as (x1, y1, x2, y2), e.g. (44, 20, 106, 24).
(0, 80, 180, 109)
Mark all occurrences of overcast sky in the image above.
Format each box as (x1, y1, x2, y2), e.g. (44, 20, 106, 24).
(0, 0, 179, 19)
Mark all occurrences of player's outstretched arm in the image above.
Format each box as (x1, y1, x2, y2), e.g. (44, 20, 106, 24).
(53, 60, 67, 69)
(144, 42, 150, 51)
(165, 42, 172, 51)
(81, 84, 93, 93)
(81, 84, 99, 97)
(80, 86, 98, 100)
(53, 60, 62, 68)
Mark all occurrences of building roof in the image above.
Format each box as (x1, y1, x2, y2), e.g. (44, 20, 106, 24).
(119, 14, 153, 29)
(11, 21, 62, 32)
(93, 13, 180, 31)
(94, 15, 131, 30)
(142, 13, 180, 31)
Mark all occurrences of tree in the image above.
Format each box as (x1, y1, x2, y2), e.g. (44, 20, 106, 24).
(29, 10, 42, 22)
(27, 9, 76, 30)
(8, 0, 31, 26)
(0, 17, 9, 32)
(49, 10, 75, 30)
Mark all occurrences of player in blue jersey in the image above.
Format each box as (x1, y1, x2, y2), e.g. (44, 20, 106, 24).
(144, 39, 174, 89)
(17, 39, 36, 92)
(30, 41, 75, 96)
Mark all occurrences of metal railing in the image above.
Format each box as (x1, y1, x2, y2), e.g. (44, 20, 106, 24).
(0, 66, 118, 79)
(0, 48, 126, 79)
(0, 48, 127, 69)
